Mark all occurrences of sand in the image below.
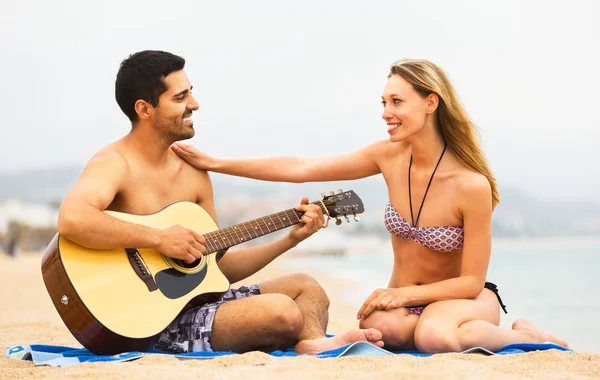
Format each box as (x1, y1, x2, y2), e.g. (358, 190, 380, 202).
(1, 252, 599, 380)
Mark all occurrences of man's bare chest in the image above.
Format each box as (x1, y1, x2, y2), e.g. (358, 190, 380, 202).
(109, 171, 199, 215)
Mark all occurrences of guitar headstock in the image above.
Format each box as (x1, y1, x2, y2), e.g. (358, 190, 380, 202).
(317, 189, 365, 224)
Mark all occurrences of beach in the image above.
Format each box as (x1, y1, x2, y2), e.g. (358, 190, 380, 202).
(1, 252, 599, 380)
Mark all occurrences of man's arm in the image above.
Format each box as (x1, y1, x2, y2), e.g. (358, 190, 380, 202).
(58, 152, 155, 248)
(58, 151, 204, 263)
(218, 236, 299, 284)
(193, 171, 324, 284)
(218, 199, 323, 284)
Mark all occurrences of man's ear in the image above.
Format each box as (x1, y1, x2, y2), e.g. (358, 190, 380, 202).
(134, 100, 153, 120)
(425, 93, 439, 114)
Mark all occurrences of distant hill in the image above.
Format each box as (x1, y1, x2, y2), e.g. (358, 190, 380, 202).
(0, 166, 83, 205)
(1, 166, 599, 237)
(491, 187, 600, 237)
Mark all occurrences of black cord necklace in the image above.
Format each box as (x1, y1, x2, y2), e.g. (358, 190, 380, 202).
(408, 144, 447, 228)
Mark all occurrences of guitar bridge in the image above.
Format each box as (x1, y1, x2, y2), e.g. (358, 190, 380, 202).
(125, 248, 158, 292)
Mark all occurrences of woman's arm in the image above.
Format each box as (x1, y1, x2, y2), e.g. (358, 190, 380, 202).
(357, 173, 493, 319)
(172, 140, 386, 182)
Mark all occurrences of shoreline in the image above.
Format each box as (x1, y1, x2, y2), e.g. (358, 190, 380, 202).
(1, 252, 599, 379)
(492, 235, 600, 248)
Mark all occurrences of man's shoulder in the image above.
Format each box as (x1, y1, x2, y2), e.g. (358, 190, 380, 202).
(173, 151, 211, 183)
(85, 143, 129, 173)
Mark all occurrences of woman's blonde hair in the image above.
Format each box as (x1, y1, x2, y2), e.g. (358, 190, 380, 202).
(388, 58, 500, 209)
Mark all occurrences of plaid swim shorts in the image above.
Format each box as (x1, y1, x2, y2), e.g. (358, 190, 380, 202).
(153, 284, 261, 353)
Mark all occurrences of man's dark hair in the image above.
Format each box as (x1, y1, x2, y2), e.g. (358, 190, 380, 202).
(115, 50, 186, 122)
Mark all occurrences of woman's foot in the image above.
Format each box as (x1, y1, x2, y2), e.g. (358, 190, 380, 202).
(294, 328, 384, 355)
(512, 319, 569, 348)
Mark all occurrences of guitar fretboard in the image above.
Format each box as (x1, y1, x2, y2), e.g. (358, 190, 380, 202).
(203, 203, 323, 253)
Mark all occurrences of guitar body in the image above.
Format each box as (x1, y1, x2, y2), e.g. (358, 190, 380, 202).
(41, 202, 230, 355)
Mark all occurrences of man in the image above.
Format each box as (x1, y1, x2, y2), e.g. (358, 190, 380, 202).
(57, 50, 383, 354)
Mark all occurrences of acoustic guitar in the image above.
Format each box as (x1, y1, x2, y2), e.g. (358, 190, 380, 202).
(41, 190, 364, 355)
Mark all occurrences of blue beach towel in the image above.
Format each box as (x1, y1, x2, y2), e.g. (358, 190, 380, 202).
(4, 342, 571, 368)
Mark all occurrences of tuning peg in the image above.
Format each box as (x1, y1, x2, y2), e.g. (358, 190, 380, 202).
(321, 192, 325, 199)
(353, 214, 360, 222)
(335, 218, 342, 226)
(344, 215, 350, 223)
(329, 191, 335, 196)
(337, 189, 343, 194)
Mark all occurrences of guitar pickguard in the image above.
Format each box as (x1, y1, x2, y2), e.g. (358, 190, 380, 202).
(154, 263, 209, 299)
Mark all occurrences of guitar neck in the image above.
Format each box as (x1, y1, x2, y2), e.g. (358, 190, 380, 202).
(203, 201, 325, 254)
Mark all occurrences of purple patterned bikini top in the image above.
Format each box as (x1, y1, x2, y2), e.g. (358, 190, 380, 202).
(384, 202, 464, 253)
(385, 143, 464, 253)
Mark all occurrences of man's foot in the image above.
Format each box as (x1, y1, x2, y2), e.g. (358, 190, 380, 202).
(294, 328, 384, 355)
(512, 319, 569, 348)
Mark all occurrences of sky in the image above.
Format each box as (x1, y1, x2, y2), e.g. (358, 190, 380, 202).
(1, 0, 599, 202)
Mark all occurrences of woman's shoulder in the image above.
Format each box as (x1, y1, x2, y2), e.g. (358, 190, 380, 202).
(451, 168, 492, 209)
(450, 164, 490, 189)
(365, 139, 409, 157)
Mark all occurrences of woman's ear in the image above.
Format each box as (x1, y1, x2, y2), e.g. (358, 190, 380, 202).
(426, 93, 439, 114)
(134, 100, 153, 120)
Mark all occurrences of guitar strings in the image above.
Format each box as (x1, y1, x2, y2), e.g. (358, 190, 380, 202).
(205, 202, 322, 242)
(202, 197, 345, 251)
(204, 209, 302, 249)
(206, 198, 339, 240)
(206, 200, 330, 240)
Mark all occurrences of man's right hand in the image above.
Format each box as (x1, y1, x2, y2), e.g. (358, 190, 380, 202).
(156, 225, 206, 264)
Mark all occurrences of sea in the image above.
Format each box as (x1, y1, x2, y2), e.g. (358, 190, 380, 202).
(279, 237, 600, 353)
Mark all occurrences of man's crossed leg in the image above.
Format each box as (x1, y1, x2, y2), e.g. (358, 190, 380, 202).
(154, 273, 383, 354)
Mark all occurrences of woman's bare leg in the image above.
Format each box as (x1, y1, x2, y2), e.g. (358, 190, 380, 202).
(359, 307, 420, 351)
(413, 288, 568, 353)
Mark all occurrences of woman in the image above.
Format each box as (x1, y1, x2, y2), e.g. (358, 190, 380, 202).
(172, 59, 568, 353)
